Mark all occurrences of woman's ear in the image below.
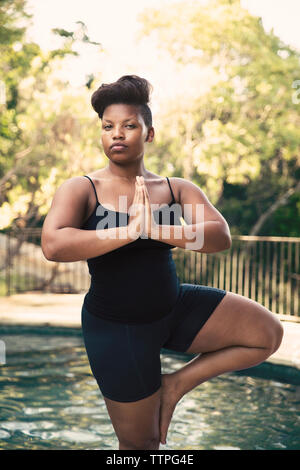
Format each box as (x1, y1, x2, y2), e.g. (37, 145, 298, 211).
(145, 127, 154, 142)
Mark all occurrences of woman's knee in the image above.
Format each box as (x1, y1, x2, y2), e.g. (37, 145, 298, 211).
(116, 415, 161, 450)
(262, 313, 284, 354)
(269, 316, 284, 353)
(119, 435, 160, 450)
(103, 388, 161, 450)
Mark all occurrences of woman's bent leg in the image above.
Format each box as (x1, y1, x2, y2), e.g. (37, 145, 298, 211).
(159, 290, 284, 444)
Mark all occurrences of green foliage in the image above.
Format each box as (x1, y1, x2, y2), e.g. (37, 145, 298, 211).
(0, 0, 299, 238)
(138, 0, 300, 236)
(260, 193, 300, 237)
(0, 0, 102, 231)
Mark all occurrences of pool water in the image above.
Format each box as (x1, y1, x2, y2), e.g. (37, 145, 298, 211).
(0, 328, 299, 450)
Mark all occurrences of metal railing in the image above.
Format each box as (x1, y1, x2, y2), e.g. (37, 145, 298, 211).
(0, 228, 90, 296)
(1, 229, 299, 319)
(173, 235, 299, 320)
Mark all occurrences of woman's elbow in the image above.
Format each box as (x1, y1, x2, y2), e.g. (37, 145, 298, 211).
(41, 243, 56, 261)
(41, 233, 57, 261)
(220, 222, 232, 250)
(214, 230, 232, 253)
(223, 234, 232, 250)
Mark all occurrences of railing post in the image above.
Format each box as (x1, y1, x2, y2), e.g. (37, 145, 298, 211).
(5, 230, 11, 296)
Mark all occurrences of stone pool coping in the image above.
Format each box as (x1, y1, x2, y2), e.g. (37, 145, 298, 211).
(0, 292, 300, 371)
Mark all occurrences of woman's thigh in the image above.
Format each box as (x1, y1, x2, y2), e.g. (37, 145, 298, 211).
(184, 290, 283, 354)
(81, 304, 165, 402)
(162, 284, 283, 356)
(162, 283, 227, 353)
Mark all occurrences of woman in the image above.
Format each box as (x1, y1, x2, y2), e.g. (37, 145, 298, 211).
(41, 75, 283, 450)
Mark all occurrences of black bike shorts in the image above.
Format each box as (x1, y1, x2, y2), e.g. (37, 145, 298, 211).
(81, 283, 227, 403)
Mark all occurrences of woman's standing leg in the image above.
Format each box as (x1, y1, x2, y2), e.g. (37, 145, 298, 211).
(104, 389, 162, 450)
(81, 303, 165, 450)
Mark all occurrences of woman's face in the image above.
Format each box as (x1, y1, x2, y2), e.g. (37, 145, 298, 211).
(101, 103, 153, 162)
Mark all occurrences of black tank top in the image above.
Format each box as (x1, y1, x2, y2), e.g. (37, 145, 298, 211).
(81, 175, 182, 324)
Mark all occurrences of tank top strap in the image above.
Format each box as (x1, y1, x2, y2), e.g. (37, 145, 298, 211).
(83, 175, 100, 205)
(166, 177, 175, 203)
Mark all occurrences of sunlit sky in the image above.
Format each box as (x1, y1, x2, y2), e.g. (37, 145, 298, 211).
(24, 0, 300, 114)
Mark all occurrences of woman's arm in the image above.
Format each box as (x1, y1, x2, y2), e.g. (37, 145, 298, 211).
(150, 178, 231, 253)
(41, 177, 134, 262)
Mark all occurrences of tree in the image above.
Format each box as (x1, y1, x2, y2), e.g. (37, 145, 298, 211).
(0, 0, 102, 232)
(137, 0, 300, 235)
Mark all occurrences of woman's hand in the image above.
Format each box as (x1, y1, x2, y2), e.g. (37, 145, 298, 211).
(127, 176, 160, 241)
(127, 176, 145, 240)
(139, 176, 160, 240)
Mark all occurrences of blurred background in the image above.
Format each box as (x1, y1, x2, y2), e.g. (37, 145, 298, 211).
(0, 0, 299, 302)
(0, 0, 300, 451)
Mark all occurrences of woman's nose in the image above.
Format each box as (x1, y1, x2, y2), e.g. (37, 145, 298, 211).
(112, 126, 125, 138)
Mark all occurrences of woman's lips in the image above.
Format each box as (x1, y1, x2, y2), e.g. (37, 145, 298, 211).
(111, 145, 127, 151)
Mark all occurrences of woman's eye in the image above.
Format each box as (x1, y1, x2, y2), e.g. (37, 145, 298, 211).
(103, 125, 135, 129)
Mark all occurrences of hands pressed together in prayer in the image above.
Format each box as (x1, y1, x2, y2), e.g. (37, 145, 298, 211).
(127, 175, 160, 241)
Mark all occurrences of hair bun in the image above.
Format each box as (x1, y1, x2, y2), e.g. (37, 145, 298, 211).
(91, 74, 153, 128)
(115, 75, 152, 105)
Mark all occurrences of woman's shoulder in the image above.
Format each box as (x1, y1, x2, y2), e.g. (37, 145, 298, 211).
(166, 177, 206, 205)
(166, 177, 186, 203)
(146, 175, 186, 203)
(84, 169, 107, 180)
(168, 176, 201, 190)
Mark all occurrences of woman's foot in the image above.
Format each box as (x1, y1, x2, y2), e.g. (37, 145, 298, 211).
(159, 373, 182, 445)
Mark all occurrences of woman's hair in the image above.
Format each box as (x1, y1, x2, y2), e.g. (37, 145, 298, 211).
(91, 75, 153, 129)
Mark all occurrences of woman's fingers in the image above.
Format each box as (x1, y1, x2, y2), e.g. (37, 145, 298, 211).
(136, 175, 145, 186)
(127, 178, 146, 239)
(133, 180, 140, 203)
(132, 178, 144, 207)
(136, 178, 145, 204)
